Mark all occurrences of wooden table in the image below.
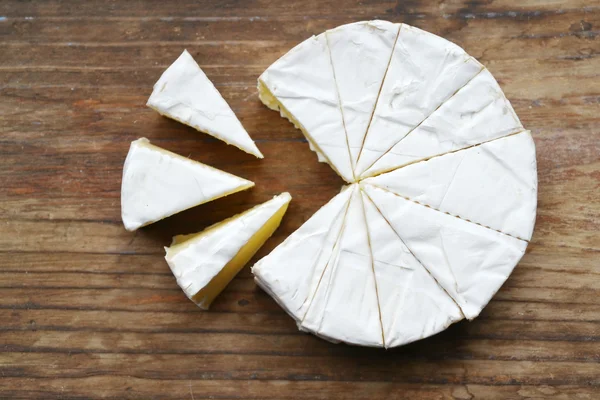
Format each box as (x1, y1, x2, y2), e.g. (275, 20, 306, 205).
(1, 1, 599, 398)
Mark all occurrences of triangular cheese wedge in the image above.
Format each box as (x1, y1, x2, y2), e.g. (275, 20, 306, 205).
(121, 138, 254, 231)
(361, 190, 464, 348)
(147, 50, 263, 158)
(252, 186, 353, 322)
(362, 69, 524, 178)
(165, 193, 291, 309)
(301, 186, 383, 347)
(363, 184, 527, 320)
(327, 20, 400, 169)
(258, 34, 354, 183)
(354, 24, 483, 177)
(364, 132, 538, 240)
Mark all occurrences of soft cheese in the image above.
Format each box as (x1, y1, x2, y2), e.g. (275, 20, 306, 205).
(364, 131, 538, 240)
(147, 50, 263, 158)
(362, 68, 524, 177)
(258, 34, 355, 183)
(354, 24, 483, 177)
(121, 138, 254, 231)
(252, 186, 353, 322)
(363, 184, 527, 320)
(301, 186, 384, 347)
(165, 193, 291, 309)
(361, 190, 464, 347)
(327, 20, 400, 169)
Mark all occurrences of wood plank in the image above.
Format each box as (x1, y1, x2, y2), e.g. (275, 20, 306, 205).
(1, 11, 598, 44)
(0, 0, 594, 18)
(1, 352, 599, 384)
(1, 378, 597, 400)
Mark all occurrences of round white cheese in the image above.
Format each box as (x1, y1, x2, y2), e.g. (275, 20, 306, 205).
(254, 21, 537, 347)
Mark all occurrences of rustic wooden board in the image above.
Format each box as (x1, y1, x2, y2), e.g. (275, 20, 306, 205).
(1, 0, 599, 398)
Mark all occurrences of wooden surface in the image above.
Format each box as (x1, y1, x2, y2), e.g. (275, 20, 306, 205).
(1, 0, 599, 398)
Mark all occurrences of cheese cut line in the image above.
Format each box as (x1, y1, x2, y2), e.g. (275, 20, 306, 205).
(296, 186, 354, 324)
(363, 131, 537, 241)
(362, 183, 527, 320)
(366, 182, 530, 242)
(354, 63, 485, 179)
(361, 68, 525, 178)
(352, 23, 402, 175)
(296, 189, 353, 323)
(361, 188, 466, 346)
(359, 189, 388, 345)
(353, 25, 484, 178)
(327, 21, 402, 175)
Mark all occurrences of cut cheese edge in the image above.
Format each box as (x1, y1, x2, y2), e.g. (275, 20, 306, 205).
(258, 34, 354, 183)
(361, 190, 464, 347)
(252, 186, 353, 322)
(165, 192, 291, 309)
(301, 186, 384, 347)
(362, 68, 524, 177)
(147, 50, 263, 158)
(327, 20, 400, 169)
(364, 131, 538, 240)
(121, 138, 254, 231)
(354, 24, 483, 177)
(363, 184, 527, 320)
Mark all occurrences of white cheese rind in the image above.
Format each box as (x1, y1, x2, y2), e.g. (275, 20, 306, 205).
(258, 34, 354, 183)
(165, 193, 291, 307)
(252, 186, 353, 322)
(301, 186, 384, 347)
(364, 131, 538, 240)
(354, 24, 483, 177)
(363, 184, 527, 320)
(327, 20, 400, 169)
(120, 138, 254, 231)
(361, 191, 464, 347)
(147, 50, 263, 158)
(362, 68, 524, 177)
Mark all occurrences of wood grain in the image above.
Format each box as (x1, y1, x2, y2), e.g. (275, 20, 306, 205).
(1, 0, 599, 398)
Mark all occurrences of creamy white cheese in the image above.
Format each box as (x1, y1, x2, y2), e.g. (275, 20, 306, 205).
(300, 186, 383, 347)
(361, 190, 464, 347)
(165, 193, 291, 309)
(252, 186, 353, 322)
(327, 20, 400, 170)
(253, 21, 537, 347)
(147, 50, 263, 158)
(353, 24, 483, 177)
(364, 131, 538, 240)
(258, 34, 355, 183)
(121, 138, 254, 231)
(362, 184, 527, 320)
(362, 68, 524, 178)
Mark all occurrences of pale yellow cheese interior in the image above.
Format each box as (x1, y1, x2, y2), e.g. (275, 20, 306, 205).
(173, 200, 290, 309)
(257, 80, 349, 180)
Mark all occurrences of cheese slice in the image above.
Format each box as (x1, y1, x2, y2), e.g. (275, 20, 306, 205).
(165, 193, 291, 309)
(364, 131, 538, 240)
(327, 20, 400, 169)
(258, 34, 354, 183)
(363, 184, 527, 320)
(147, 50, 263, 158)
(354, 24, 483, 177)
(361, 190, 464, 347)
(121, 138, 254, 231)
(301, 186, 384, 347)
(252, 186, 353, 322)
(362, 69, 524, 178)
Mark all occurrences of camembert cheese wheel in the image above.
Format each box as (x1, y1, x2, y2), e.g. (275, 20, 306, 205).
(253, 21, 537, 347)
